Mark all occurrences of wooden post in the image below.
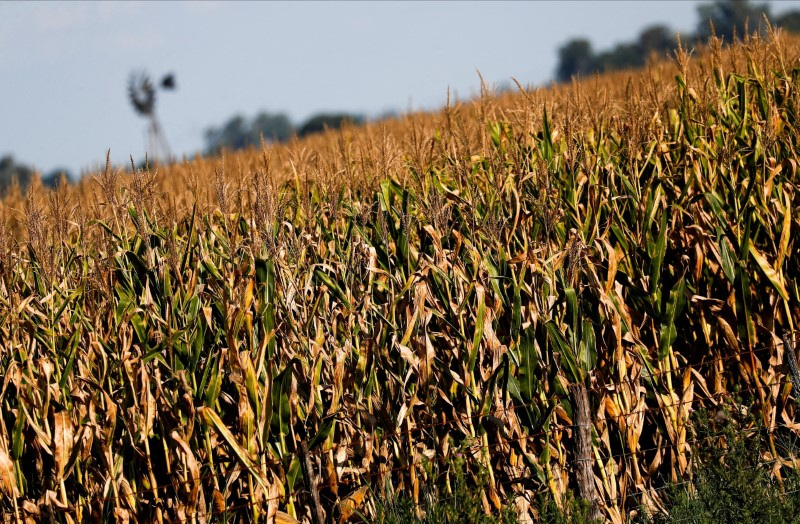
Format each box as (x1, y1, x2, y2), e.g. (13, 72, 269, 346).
(569, 382, 602, 522)
(784, 332, 800, 394)
(299, 439, 326, 524)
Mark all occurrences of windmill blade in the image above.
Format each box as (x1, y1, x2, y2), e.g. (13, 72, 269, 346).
(128, 71, 156, 117)
(160, 73, 176, 90)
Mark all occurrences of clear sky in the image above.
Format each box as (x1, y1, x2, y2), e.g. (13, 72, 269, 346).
(2, 1, 799, 176)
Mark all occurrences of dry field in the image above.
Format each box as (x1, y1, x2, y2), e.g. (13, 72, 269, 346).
(1, 28, 799, 523)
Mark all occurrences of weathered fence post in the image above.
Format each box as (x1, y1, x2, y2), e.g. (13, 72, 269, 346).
(299, 439, 326, 524)
(569, 382, 602, 522)
(785, 331, 800, 394)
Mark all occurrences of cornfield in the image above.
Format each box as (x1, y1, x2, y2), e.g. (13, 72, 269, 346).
(1, 27, 799, 523)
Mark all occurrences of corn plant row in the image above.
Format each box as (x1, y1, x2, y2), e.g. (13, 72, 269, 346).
(0, 30, 799, 523)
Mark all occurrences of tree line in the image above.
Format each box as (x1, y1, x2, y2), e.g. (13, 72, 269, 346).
(5, 0, 799, 193)
(0, 155, 70, 195)
(203, 111, 365, 154)
(0, 111, 366, 195)
(556, 0, 800, 82)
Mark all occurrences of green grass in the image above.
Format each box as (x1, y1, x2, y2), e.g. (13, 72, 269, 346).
(644, 406, 800, 524)
(371, 461, 518, 524)
(370, 456, 600, 524)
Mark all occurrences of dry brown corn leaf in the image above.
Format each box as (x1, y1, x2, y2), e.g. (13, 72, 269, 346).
(0, 446, 17, 498)
(337, 485, 369, 523)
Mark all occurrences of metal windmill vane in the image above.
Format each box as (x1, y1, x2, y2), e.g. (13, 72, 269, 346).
(128, 70, 175, 163)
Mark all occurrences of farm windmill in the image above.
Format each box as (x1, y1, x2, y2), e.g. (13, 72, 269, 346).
(127, 70, 175, 162)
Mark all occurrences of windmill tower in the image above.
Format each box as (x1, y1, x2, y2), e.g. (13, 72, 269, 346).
(127, 71, 173, 163)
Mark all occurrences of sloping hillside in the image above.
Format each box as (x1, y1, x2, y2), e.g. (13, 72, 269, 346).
(0, 28, 799, 523)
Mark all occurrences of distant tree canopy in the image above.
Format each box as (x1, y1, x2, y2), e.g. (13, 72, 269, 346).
(555, 0, 800, 82)
(204, 110, 364, 153)
(297, 113, 364, 138)
(251, 113, 294, 143)
(0, 155, 72, 195)
(0, 155, 34, 194)
(556, 39, 596, 83)
(779, 10, 800, 33)
(204, 112, 293, 154)
(695, 0, 770, 41)
(41, 168, 72, 188)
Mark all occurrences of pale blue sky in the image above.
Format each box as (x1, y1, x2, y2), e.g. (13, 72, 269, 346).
(2, 1, 799, 176)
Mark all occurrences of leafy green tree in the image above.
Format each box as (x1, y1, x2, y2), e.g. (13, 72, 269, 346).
(204, 112, 294, 153)
(250, 112, 293, 144)
(696, 0, 771, 41)
(776, 10, 800, 34)
(297, 113, 364, 138)
(556, 30, 673, 82)
(42, 168, 73, 189)
(204, 114, 248, 152)
(596, 42, 645, 72)
(0, 155, 34, 194)
(552, 1, 800, 83)
(638, 24, 676, 56)
(556, 39, 596, 82)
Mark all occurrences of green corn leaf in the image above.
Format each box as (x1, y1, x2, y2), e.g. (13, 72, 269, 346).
(314, 268, 351, 309)
(650, 212, 668, 298)
(57, 326, 82, 391)
(287, 456, 302, 493)
(201, 257, 224, 282)
(204, 358, 222, 408)
(546, 321, 582, 383)
(658, 277, 686, 361)
(131, 313, 147, 346)
(748, 244, 789, 301)
(198, 406, 268, 489)
(719, 233, 737, 284)
(467, 285, 486, 375)
(580, 319, 596, 375)
(308, 418, 335, 451)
